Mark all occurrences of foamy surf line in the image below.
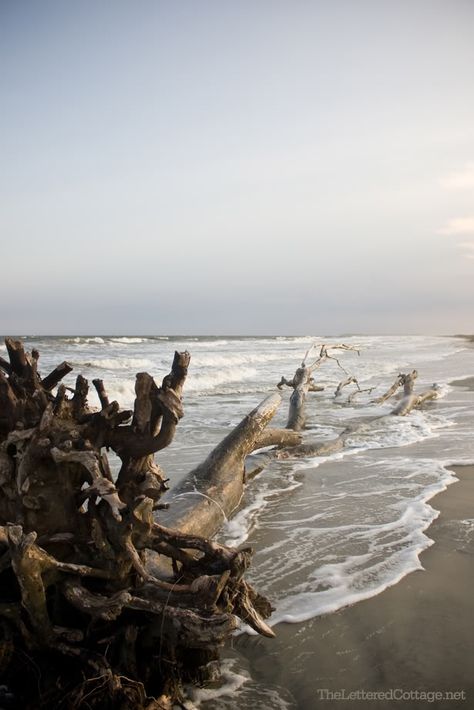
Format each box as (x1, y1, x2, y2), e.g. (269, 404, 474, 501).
(235, 457, 470, 634)
(185, 657, 294, 709)
(221, 407, 453, 550)
(73, 357, 157, 370)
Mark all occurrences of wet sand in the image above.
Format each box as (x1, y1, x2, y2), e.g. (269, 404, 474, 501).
(450, 376, 474, 389)
(230, 464, 474, 710)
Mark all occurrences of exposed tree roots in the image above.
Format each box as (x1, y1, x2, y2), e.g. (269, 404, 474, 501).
(0, 339, 274, 709)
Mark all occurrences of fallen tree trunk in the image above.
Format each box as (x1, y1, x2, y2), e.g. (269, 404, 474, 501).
(0, 338, 281, 709)
(158, 394, 290, 538)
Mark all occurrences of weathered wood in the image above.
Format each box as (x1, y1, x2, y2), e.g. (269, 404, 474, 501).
(334, 376, 358, 397)
(347, 386, 375, 403)
(373, 373, 404, 404)
(5, 338, 29, 377)
(391, 372, 439, 416)
(0, 371, 18, 434)
(0, 355, 12, 376)
(286, 365, 312, 430)
(0, 339, 274, 709)
(41, 360, 73, 390)
(279, 343, 359, 431)
(370, 370, 439, 415)
(158, 393, 282, 538)
(253, 427, 302, 449)
(92, 377, 110, 408)
(334, 376, 375, 404)
(109, 351, 190, 460)
(277, 434, 348, 459)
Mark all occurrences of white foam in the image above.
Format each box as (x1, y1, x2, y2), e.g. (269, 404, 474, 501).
(105, 380, 137, 408)
(184, 339, 229, 348)
(220, 459, 315, 547)
(109, 337, 150, 344)
(192, 352, 286, 368)
(343, 410, 446, 451)
(222, 489, 274, 547)
(237, 459, 457, 632)
(185, 658, 294, 709)
(185, 366, 258, 393)
(63, 336, 105, 344)
(75, 357, 156, 370)
(186, 659, 249, 706)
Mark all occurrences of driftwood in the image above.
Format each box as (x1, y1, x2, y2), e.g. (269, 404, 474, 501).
(267, 364, 440, 463)
(278, 343, 359, 430)
(158, 394, 297, 540)
(0, 338, 278, 709)
(334, 377, 375, 404)
(334, 376, 358, 398)
(371, 370, 439, 416)
(372, 373, 405, 404)
(389, 371, 439, 416)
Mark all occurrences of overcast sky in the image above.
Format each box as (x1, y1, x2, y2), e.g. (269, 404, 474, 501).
(1, 0, 473, 334)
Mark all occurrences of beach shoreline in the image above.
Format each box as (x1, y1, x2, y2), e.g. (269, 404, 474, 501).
(223, 463, 474, 709)
(188, 342, 474, 710)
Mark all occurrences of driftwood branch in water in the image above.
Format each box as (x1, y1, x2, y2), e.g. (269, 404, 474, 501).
(334, 377, 375, 404)
(372, 373, 405, 404)
(278, 343, 359, 431)
(0, 338, 276, 709)
(390, 371, 439, 416)
(371, 370, 439, 416)
(334, 376, 358, 398)
(347, 386, 375, 403)
(305, 343, 360, 374)
(265, 364, 439, 463)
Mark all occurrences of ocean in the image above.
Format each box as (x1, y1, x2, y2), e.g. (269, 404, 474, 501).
(6, 334, 474, 708)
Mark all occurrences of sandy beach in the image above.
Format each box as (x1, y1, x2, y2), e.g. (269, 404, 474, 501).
(226, 462, 474, 709)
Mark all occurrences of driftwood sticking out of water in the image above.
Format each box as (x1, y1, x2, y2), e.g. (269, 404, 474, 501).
(278, 343, 360, 430)
(371, 370, 439, 416)
(0, 338, 276, 709)
(372, 373, 405, 404)
(389, 370, 439, 416)
(334, 376, 358, 398)
(334, 377, 375, 404)
(347, 386, 376, 403)
(262, 365, 440, 464)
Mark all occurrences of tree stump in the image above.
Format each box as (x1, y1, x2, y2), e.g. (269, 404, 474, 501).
(0, 339, 274, 709)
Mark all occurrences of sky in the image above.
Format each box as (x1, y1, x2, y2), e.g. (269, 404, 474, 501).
(1, 0, 473, 335)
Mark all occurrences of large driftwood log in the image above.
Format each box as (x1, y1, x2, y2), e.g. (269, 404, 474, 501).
(0, 338, 277, 709)
(158, 394, 295, 540)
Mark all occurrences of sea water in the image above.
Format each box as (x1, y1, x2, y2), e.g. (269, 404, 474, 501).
(5, 334, 473, 707)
